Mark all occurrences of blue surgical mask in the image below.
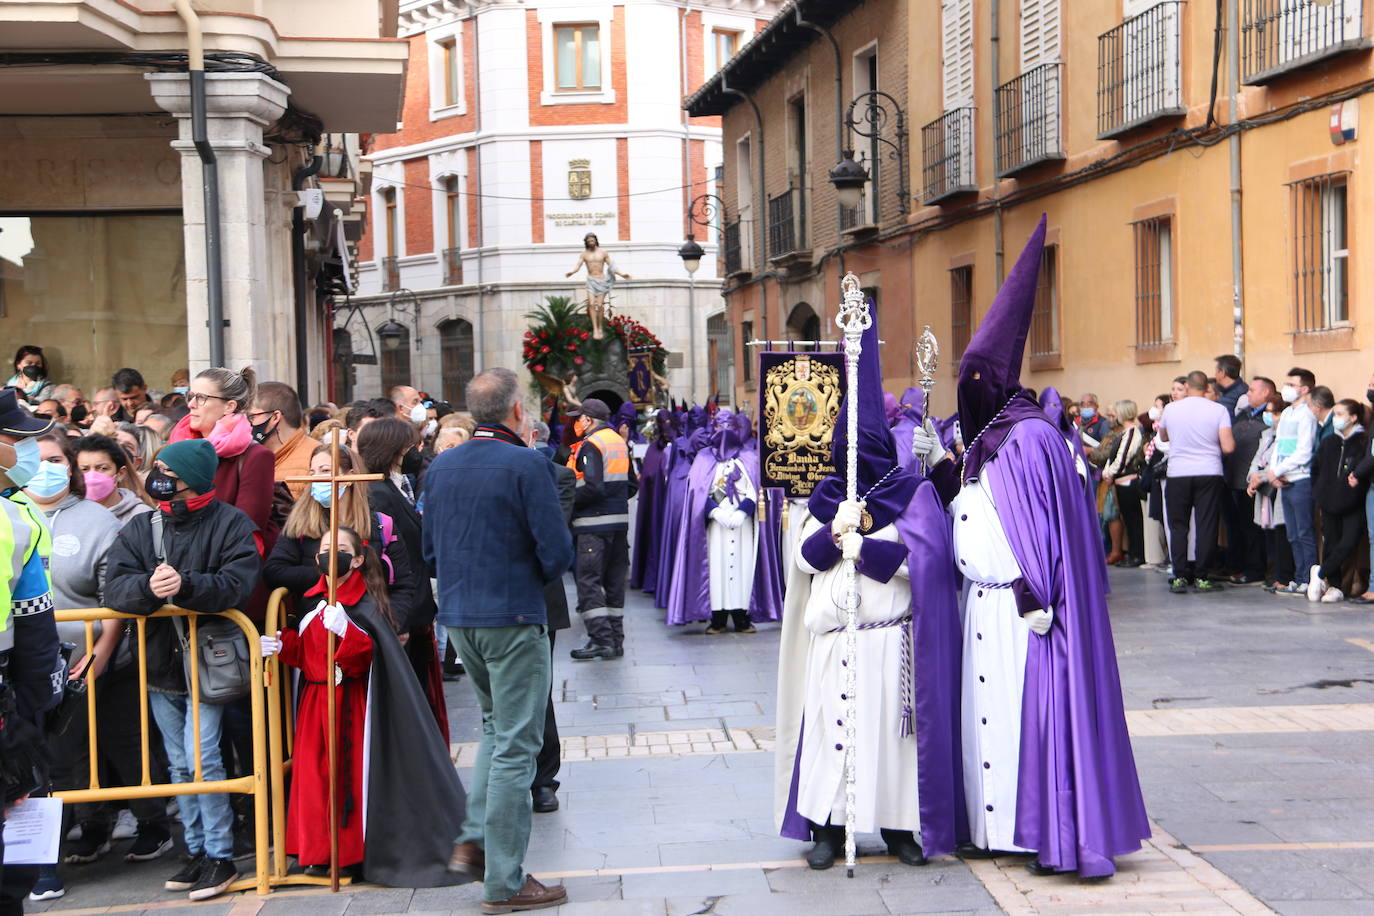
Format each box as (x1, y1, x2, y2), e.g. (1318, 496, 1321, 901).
(24, 460, 70, 499)
(1080, 406, 1097, 421)
(1334, 415, 1351, 433)
(4, 437, 41, 489)
(1263, 412, 1275, 428)
(172, 386, 189, 396)
(311, 481, 348, 507)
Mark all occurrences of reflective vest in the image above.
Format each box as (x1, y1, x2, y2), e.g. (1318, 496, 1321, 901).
(0, 497, 41, 653)
(568, 427, 633, 531)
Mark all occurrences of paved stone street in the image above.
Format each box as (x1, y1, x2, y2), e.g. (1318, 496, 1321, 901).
(27, 564, 1374, 915)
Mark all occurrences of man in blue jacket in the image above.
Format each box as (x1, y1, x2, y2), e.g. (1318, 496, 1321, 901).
(423, 367, 573, 914)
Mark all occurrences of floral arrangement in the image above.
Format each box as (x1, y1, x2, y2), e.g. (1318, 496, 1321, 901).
(608, 314, 668, 375)
(522, 296, 668, 378)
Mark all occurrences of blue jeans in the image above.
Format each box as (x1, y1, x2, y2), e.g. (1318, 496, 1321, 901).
(1280, 477, 1317, 585)
(149, 691, 233, 860)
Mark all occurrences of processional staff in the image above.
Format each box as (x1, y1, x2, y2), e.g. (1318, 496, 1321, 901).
(913, 326, 940, 472)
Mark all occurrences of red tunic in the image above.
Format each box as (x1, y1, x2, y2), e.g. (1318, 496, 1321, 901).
(280, 575, 373, 867)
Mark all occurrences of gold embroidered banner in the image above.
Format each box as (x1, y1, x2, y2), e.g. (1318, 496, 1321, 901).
(758, 351, 844, 498)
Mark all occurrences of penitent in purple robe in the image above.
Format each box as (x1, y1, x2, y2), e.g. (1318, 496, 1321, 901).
(630, 421, 674, 593)
(653, 427, 705, 610)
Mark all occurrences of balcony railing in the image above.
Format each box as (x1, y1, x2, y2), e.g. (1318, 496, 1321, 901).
(442, 247, 462, 286)
(381, 255, 400, 292)
(723, 218, 744, 276)
(921, 107, 977, 203)
(767, 188, 807, 261)
(995, 63, 1064, 178)
(1097, 2, 1185, 138)
(1242, 0, 1368, 85)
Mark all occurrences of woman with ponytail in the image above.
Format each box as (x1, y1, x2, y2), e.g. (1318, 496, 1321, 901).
(260, 526, 468, 887)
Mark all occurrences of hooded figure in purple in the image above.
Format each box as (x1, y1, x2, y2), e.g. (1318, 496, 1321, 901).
(666, 409, 777, 631)
(916, 216, 1148, 878)
(631, 410, 674, 593)
(773, 311, 965, 871)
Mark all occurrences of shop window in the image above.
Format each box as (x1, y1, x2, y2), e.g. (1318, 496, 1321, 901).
(555, 24, 601, 91)
(950, 266, 973, 359)
(1291, 173, 1349, 333)
(1133, 216, 1174, 346)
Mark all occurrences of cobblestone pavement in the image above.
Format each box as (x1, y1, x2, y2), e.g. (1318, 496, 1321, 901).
(27, 563, 1374, 915)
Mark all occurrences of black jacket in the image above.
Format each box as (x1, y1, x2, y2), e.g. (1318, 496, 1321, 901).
(1227, 408, 1268, 490)
(263, 512, 419, 632)
(1313, 427, 1369, 515)
(368, 479, 436, 630)
(544, 463, 576, 630)
(104, 500, 260, 693)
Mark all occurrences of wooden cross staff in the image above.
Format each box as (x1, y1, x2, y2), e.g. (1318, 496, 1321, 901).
(285, 433, 382, 891)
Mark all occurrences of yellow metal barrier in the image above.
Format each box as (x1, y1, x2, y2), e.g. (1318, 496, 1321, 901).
(54, 605, 270, 896)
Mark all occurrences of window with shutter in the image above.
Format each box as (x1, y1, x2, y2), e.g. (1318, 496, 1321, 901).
(1019, 0, 1061, 71)
(941, 0, 974, 110)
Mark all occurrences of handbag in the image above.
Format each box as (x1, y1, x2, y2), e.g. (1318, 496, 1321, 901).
(150, 511, 252, 705)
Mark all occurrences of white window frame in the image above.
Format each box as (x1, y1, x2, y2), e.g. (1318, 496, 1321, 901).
(736, 131, 754, 271)
(539, 7, 615, 107)
(428, 19, 467, 120)
(701, 10, 757, 76)
(373, 166, 405, 261)
(850, 42, 880, 227)
(941, 0, 974, 110)
(430, 154, 470, 259)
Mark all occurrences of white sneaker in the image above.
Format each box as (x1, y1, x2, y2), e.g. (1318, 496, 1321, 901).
(1307, 567, 1326, 602)
(112, 808, 138, 840)
(1322, 587, 1346, 603)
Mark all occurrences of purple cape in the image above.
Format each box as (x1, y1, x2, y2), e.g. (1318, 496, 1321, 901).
(984, 417, 1149, 877)
(630, 437, 671, 592)
(778, 478, 966, 856)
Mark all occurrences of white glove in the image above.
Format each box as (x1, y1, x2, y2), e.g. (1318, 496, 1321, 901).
(322, 603, 349, 638)
(1023, 607, 1053, 636)
(912, 418, 947, 467)
(709, 506, 734, 528)
(839, 531, 862, 561)
(831, 499, 864, 537)
(259, 631, 283, 658)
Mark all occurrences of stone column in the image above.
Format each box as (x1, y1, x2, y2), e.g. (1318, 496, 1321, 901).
(147, 72, 291, 378)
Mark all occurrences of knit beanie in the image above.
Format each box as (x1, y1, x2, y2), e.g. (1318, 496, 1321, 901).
(157, 439, 218, 494)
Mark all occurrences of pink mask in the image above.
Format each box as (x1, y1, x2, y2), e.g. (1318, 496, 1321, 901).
(83, 470, 117, 503)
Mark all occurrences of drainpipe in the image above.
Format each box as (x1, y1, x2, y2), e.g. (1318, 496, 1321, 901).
(990, 0, 1004, 285)
(681, 2, 699, 400)
(473, 12, 486, 376)
(793, 4, 844, 247)
(1227, 0, 1245, 364)
(172, 0, 225, 367)
(721, 75, 768, 343)
(292, 153, 323, 404)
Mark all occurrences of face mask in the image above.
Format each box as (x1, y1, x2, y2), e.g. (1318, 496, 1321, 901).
(1262, 412, 1275, 428)
(3, 437, 41, 488)
(172, 386, 189, 396)
(82, 470, 117, 503)
(21, 365, 43, 381)
(1281, 385, 1299, 404)
(251, 416, 276, 445)
(1147, 406, 1162, 421)
(25, 461, 70, 499)
(409, 402, 429, 424)
(69, 404, 88, 424)
(400, 448, 423, 477)
(310, 480, 348, 507)
(423, 419, 438, 439)
(1079, 407, 1097, 420)
(1334, 415, 1351, 433)
(145, 467, 183, 501)
(316, 551, 356, 582)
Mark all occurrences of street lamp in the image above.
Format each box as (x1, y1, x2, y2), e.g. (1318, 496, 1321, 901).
(678, 192, 724, 402)
(377, 318, 407, 350)
(677, 236, 705, 275)
(831, 90, 910, 215)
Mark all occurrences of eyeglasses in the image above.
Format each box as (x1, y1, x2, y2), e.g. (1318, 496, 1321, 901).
(186, 392, 231, 407)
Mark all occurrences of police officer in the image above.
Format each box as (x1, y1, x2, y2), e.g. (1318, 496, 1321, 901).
(566, 399, 636, 660)
(0, 389, 63, 914)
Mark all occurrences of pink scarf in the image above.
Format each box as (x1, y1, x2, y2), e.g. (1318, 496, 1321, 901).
(169, 411, 253, 459)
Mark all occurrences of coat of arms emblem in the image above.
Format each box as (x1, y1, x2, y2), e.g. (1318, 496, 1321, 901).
(568, 159, 592, 200)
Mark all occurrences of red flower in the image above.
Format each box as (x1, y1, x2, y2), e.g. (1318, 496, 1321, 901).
(568, 343, 578, 352)
(533, 364, 544, 372)
(540, 345, 550, 354)
(574, 357, 584, 365)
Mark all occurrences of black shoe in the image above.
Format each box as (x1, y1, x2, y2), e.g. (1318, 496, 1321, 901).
(955, 843, 1006, 860)
(188, 857, 238, 901)
(64, 825, 111, 864)
(126, 822, 173, 862)
(880, 829, 927, 866)
(569, 640, 615, 661)
(1026, 859, 1059, 877)
(164, 853, 206, 891)
(805, 827, 845, 870)
(731, 610, 757, 634)
(1118, 556, 1143, 569)
(532, 786, 559, 813)
(608, 645, 625, 658)
(704, 611, 729, 635)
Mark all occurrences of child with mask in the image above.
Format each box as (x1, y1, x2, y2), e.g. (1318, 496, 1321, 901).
(259, 526, 470, 888)
(72, 434, 155, 523)
(103, 439, 261, 902)
(1309, 399, 1369, 603)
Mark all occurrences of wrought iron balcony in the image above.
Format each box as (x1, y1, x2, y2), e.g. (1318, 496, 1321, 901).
(442, 247, 462, 286)
(1097, 2, 1185, 138)
(995, 63, 1064, 178)
(921, 107, 977, 204)
(767, 188, 807, 262)
(723, 218, 744, 276)
(381, 255, 400, 292)
(1242, 0, 1368, 84)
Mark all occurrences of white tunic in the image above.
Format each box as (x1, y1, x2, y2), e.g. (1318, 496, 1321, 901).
(794, 517, 920, 834)
(951, 479, 1033, 853)
(707, 457, 758, 611)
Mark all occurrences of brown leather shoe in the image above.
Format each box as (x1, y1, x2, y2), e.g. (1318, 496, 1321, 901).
(481, 874, 567, 913)
(447, 842, 484, 878)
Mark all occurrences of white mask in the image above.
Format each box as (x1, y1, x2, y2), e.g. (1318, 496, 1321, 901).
(409, 402, 428, 424)
(423, 419, 438, 438)
(1280, 385, 1299, 404)
(1147, 406, 1162, 421)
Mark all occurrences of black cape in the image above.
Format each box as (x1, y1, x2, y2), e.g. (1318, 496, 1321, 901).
(351, 594, 470, 887)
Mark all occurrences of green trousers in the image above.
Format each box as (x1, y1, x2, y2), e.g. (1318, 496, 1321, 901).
(452, 624, 552, 902)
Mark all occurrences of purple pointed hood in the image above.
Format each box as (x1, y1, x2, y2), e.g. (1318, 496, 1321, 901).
(1039, 386, 1074, 438)
(958, 215, 1047, 444)
(897, 386, 925, 425)
(884, 392, 901, 427)
(809, 309, 918, 529)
